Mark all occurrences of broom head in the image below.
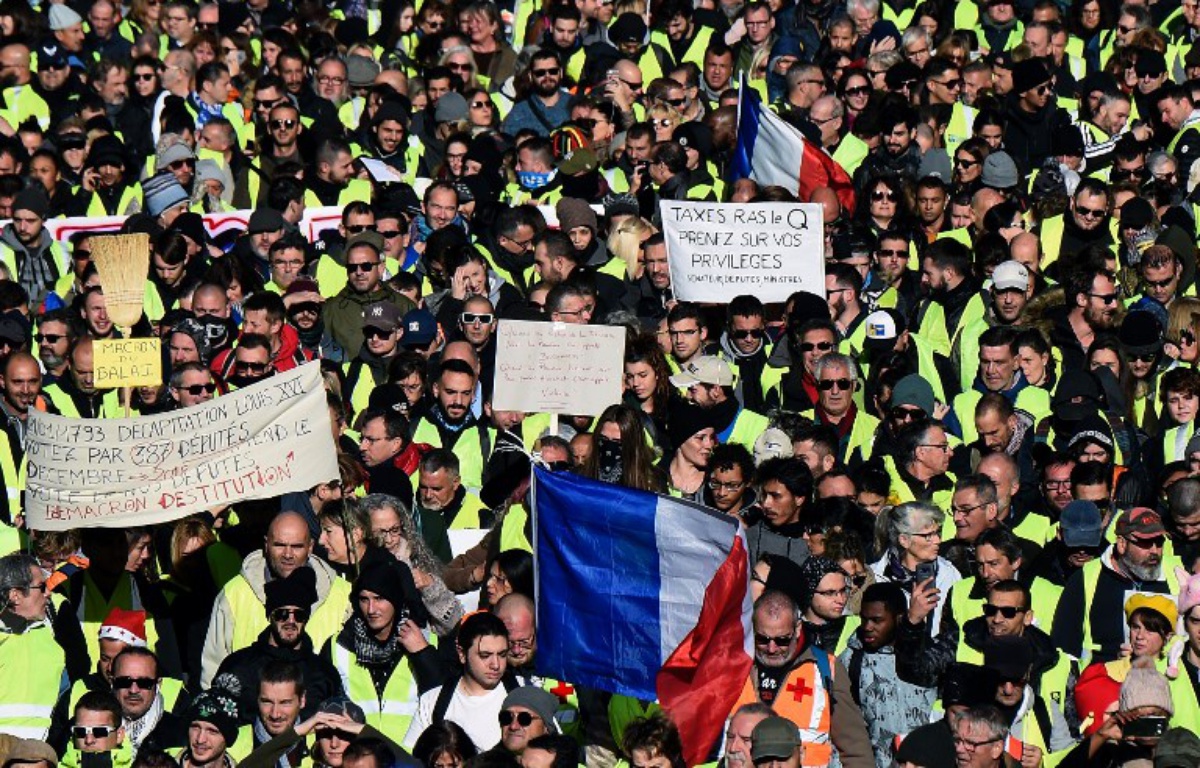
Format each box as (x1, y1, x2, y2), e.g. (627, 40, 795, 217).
(91, 233, 150, 330)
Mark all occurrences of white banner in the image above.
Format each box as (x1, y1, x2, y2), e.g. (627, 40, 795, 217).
(24, 362, 338, 531)
(492, 320, 625, 416)
(660, 201, 825, 303)
(42, 206, 343, 247)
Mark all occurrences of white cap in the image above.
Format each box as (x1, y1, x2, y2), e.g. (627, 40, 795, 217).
(863, 310, 898, 341)
(992, 260, 1030, 291)
(49, 4, 83, 31)
(668, 355, 735, 388)
(753, 428, 794, 464)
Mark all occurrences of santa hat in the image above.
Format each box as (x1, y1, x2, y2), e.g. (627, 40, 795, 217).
(1074, 663, 1121, 736)
(97, 607, 148, 647)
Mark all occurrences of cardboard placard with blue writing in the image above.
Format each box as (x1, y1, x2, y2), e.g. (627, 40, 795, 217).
(660, 201, 824, 303)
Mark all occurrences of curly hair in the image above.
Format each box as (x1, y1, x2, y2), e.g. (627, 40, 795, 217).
(360, 493, 442, 576)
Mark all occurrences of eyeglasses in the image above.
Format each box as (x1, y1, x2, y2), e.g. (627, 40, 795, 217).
(813, 586, 852, 598)
(532, 67, 560, 77)
(499, 711, 540, 727)
(35, 333, 65, 344)
(754, 633, 794, 646)
(235, 360, 269, 373)
(818, 377, 852, 391)
(461, 312, 494, 325)
(954, 735, 1003, 751)
(177, 383, 217, 396)
(1118, 24, 1137, 34)
(1127, 535, 1165, 549)
(798, 341, 834, 353)
(871, 190, 896, 202)
(317, 75, 347, 85)
(346, 261, 380, 273)
(72, 726, 114, 739)
(708, 479, 746, 492)
(113, 676, 157, 690)
(668, 328, 700, 338)
(270, 607, 311, 622)
(952, 502, 988, 516)
(346, 224, 377, 234)
(1088, 291, 1119, 305)
(908, 529, 942, 540)
(363, 326, 395, 340)
(270, 118, 297, 130)
(982, 603, 1027, 619)
(730, 328, 765, 340)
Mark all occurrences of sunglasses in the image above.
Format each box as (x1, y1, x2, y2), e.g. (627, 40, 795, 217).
(731, 328, 765, 340)
(270, 607, 311, 622)
(346, 261, 380, 273)
(168, 158, 194, 171)
(254, 98, 284, 110)
(934, 78, 963, 90)
(290, 301, 321, 315)
(177, 383, 217, 396)
(269, 118, 297, 130)
(1144, 276, 1175, 288)
(754, 633, 794, 646)
(134, 72, 157, 82)
(982, 604, 1027, 619)
(955, 157, 979, 168)
(845, 85, 871, 97)
(471, 100, 492, 108)
(499, 711, 540, 727)
(461, 312, 494, 325)
(235, 360, 269, 373)
(1034, 84, 1050, 95)
(663, 96, 686, 107)
(346, 224, 377, 234)
(1076, 205, 1106, 218)
(532, 67, 560, 77)
(1088, 291, 1119, 305)
(1128, 535, 1166, 549)
(653, 118, 674, 128)
(112, 676, 156, 690)
(35, 333, 65, 344)
(73, 726, 114, 739)
(818, 378, 853, 391)
(890, 406, 924, 421)
(798, 341, 834, 353)
(363, 326, 395, 340)
(1131, 352, 1157, 363)
(871, 190, 896, 202)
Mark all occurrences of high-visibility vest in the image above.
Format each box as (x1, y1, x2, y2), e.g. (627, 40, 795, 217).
(650, 25, 715, 69)
(797, 409, 880, 466)
(882, 455, 955, 514)
(1163, 422, 1195, 464)
(303, 178, 372, 209)
(76, 571, 161, 666)
(944, 102, 977, 156)
(948, 576, 1063, 633)
(313, 252, 401, 299)
(0, 429, 21, 521)
(0, 84, 50, 130)
(410, 418, 491, 493)
(831, 133, 869, 178)
(222, 573, 352, 654)
(0, 620, 66, 739)
(447, 492, 489, 530)
(0, 240, 73, 299)
(68, 676, 184, 715)
(729, 656, 837, 767)
(43, 385, 126, 420)
(723, 408, 770, 450)
(499, 503, 532, 553)
(1076, 558, 1182, 664)
(917, 291, 986, 359)
(331, 638, 430, 735)
(85, 184, 142, 218)
(952, 386, 1052, 446)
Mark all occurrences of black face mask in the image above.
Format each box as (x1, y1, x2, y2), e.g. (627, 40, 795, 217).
(597, 434, 623, 483)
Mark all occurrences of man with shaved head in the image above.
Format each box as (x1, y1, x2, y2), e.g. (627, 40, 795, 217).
(200, 511, 352, 686)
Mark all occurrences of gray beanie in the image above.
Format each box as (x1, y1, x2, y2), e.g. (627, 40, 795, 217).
(502, 686, 562, 733)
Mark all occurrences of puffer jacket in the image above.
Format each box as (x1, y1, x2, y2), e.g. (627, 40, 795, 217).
(838, 634, 937, 768)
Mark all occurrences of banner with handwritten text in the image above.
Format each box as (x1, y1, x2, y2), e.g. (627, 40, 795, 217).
(24, 362, 338, 531)
(660, 201, 825, 303)
(492, 320, 624, 416)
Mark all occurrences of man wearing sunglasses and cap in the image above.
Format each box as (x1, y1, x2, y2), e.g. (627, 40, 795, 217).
(671, 355, 769, 450)
(1003, 58, 1071, 176)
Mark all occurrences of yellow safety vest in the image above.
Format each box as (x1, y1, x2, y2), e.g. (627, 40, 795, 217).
(0, 240, 73, 299)
(952, 386, 1052, 446)
(222, 574, 352, 655)
(303, 178, 372, 209)
(331, 638, 430, 735)
(77, 571, 162, 666)
(1077, 558, 1182, 663)
(0, 621, 66, 739)
(410, 418, 491, 493)
(85, 184, 142, 218)
(43, 385, 126, 420)
(447, 493, 489, 530)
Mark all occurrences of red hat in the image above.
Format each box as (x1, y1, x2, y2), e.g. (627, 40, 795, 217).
(97, 607, 148, 647)
(1074, 663, 1121, 736)
(1115, 507, 1167, 539)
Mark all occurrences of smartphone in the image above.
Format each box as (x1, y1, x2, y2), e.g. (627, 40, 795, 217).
(1123, 716, 1168, 739)
(914, 561, 937, 585)
(81, 752, 114, 768)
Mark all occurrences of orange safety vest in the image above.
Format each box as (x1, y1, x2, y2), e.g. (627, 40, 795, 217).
(730, 659, 834, 767)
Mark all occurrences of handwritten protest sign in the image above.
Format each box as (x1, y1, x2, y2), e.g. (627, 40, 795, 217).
(660, 201, 824, 303)
(492, 320, 624, 415)
(24, 361, 337, 531)
(94, 338, 162, 388)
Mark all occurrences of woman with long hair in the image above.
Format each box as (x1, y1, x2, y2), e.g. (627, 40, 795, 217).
(623, 336, 671, 448)
(582, 403, 666, 493)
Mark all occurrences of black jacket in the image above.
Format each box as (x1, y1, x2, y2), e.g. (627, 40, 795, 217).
(214, 627, 344, 722)
(1003, 95, 1072, 177)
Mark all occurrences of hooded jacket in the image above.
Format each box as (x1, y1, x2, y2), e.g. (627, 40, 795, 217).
(200, 552, 349, 688)
(323, 287, 416, 358)
(838, 634, 937, 768)
(215, 626, 344, 722)
(0, 224, 61, 305)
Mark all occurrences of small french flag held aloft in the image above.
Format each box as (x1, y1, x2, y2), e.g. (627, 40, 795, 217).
(732, 86, 856, 212)
(532, 467, 753, 765)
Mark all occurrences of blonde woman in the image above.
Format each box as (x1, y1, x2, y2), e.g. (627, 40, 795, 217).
(608, 216, 657, 280)
(439, 45, 481, 92)
(645, 102, 682, 142)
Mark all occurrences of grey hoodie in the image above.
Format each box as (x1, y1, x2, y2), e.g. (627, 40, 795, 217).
(1, 224, 59, 305)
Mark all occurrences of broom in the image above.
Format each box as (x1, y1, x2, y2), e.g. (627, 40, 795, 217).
(91, 233, 151, 417)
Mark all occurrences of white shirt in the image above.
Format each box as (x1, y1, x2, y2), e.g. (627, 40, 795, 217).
(402, 679, 522, 752)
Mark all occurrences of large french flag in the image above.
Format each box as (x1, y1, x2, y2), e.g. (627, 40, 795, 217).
(533, 467, 753, 764)
(732, 87, 856, 212)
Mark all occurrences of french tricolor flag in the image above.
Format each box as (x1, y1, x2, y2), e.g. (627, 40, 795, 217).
(533, 467, 753, 764)
(732, 87, 856, 212)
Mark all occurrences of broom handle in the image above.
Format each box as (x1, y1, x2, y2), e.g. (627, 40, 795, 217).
(124, 386, 131, 419)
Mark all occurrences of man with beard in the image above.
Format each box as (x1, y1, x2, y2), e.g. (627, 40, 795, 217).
(409, 360, 492, 493)
(110, 647, 189, 755)
(1051, 508, 1178, 663)
(363, 102, 428, 181)
(0, 188, 69, 305)
(1040, 179, 1114, 268)
(341, 302, 405, 416)
(744, 457, 812, 567)
(84, 0, 132, 62)
(480, 205, 545, 295)
(852, 103, 922, 190)
(90, 59, 128, 124)
(0, 352, 41, 466)
(1051, 260, 1119, 372)
(323, 233, 415, 356)
(915, 237, 985, 361)
(727, 590, 873, 768)
(415, 450, 489, 531)
(672, 356, 769, 450)
(503, 50, 570, 137)
(34, 309, 70, 384)
(214, 568, 342, 723)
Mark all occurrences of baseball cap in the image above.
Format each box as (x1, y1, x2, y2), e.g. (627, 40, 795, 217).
(248, 208, 285, 235)
(362, 302, 403, 332)
(1060, 500, 1103, 548)
(992, 260, 1030, 291)
(668, 356, 734, 389)
(1115, 507, 1166, 539)
(750, 717, 799, 763)
(753, 428, 794, 464)
(400, 308, 437, 348)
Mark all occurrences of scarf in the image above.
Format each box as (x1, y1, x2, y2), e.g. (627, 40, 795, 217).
(253, 718, 298, 768)
(429, 402, 475, 433)
(124, 693, 165, 755)
(350, 614, 403, 667)
(190, 93, 226, 127)
(884, 548, 917, 593)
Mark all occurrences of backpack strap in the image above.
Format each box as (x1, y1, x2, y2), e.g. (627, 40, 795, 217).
(430, 675, 462, 724)
(810, 650, 835, 710)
